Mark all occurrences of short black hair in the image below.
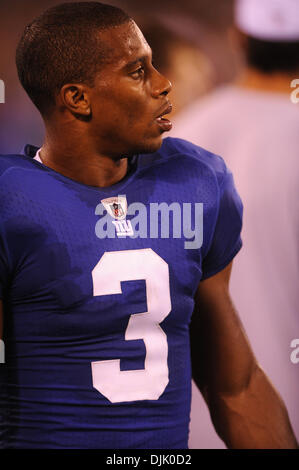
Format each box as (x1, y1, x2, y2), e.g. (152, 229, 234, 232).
(16, 2, 131, 115)
(245, 35, 299, 74)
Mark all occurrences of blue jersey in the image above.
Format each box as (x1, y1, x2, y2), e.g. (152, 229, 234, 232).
(0, 137, 242, 449)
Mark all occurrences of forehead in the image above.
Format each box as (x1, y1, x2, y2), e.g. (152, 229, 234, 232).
(97, 21, 151, 68)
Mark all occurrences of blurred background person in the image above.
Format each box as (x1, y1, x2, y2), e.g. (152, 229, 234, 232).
(173, 0, 299, 447)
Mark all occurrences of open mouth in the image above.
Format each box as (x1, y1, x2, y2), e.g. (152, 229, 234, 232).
(155, 104, 173, 132)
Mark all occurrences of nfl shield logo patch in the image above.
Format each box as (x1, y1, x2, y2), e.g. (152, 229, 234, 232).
(101, 195, 127, 220)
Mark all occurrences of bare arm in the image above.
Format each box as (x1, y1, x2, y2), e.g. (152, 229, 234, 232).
(190, 262, 298, 449)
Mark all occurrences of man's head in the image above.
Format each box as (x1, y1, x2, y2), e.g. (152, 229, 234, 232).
(234, 0, 299, 74)
(240, 36, 299, 75)
(16, 2, 172, 156)
(16, 2, 132, 115)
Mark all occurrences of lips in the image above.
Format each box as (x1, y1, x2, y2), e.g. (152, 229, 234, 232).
(155, 103, 173, 132)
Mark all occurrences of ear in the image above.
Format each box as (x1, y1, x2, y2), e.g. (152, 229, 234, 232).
(59, 83, 91, 117)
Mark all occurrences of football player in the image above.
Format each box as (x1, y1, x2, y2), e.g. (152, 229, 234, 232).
(0, 2, 297, 449)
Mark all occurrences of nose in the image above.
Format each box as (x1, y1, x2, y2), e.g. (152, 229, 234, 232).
(151, 68, 172, 98)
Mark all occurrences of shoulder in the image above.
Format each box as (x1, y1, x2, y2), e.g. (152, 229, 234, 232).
(0, 149, 38, 178)
(139, 137, 230, 188)
(0, 154, 22, 176)
(0, 148, 44, 208)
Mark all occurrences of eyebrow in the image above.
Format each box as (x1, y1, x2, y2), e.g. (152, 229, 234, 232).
(124, 53, 152, 70)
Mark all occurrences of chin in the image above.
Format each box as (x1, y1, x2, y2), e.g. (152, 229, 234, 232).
(135, 135, 163, 155)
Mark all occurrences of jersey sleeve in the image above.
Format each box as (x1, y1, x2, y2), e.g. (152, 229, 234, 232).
(201, 167, 243, 280)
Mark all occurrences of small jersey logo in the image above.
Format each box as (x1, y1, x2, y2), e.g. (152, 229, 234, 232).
(101, 195, 134, 238)
(101, 196, 127, 220)
(112, 219, 134, 237)
(111, 202, 124, 219)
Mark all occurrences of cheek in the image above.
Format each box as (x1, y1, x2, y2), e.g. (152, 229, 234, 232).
(126, 102, 155, 132)
(92, 86, 153, 134)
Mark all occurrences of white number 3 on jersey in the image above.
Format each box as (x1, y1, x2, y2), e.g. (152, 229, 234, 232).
(91, 249, 172, 403)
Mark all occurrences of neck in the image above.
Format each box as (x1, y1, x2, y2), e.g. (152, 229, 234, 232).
(235, 67, 296, 95)
(40, 120, 129, 188)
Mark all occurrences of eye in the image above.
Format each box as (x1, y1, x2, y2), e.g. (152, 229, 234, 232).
(130, 66, 145, 79)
